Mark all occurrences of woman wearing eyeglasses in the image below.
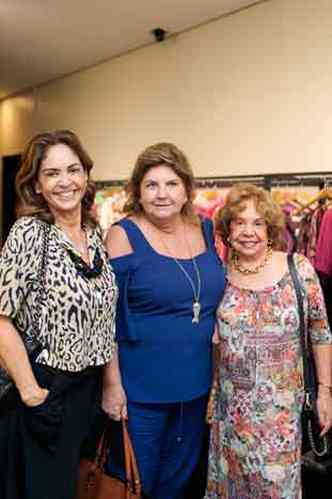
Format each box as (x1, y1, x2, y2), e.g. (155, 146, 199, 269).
(0, 130, 118, 499)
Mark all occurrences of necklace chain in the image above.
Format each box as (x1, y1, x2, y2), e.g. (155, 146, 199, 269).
(172, 254, 201, 303)
(55, 224, 88, 256)
(231, 246, 273, 275)
(157, 224, 202, 324)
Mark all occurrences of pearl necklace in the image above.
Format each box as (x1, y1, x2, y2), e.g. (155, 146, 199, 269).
(231, 246, 273, 275)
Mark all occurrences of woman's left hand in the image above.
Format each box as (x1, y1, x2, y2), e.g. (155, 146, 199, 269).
(102, 382, 127, 421)
(317, 386, 332, 436)
(212, 323, 220, 345)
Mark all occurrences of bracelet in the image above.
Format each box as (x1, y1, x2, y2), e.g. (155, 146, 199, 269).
(318, 383, 332, 396)
(318, 382, 332, 389)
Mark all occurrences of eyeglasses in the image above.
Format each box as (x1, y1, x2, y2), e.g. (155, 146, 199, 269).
(67, 247, 103, 279)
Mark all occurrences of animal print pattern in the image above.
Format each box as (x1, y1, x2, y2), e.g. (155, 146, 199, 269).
(0, 217, 117, 371)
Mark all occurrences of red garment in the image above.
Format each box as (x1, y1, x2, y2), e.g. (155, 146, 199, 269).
(315, 208, 332, 276)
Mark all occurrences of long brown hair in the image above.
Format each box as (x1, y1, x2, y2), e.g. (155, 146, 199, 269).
(16, 129, 97, 227)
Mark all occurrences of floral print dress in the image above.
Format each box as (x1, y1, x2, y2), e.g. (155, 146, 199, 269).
(205, 254, 332, 499)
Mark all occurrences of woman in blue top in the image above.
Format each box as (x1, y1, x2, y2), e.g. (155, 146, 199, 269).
(103, 143, 225, 499)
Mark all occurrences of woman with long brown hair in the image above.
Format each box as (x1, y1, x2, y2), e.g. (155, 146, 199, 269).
(0, 130, 117, 499)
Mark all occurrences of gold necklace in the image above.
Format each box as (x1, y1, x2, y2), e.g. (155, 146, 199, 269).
(231, 246, 273, 275)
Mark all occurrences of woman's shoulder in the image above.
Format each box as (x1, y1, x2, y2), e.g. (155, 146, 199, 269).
(292, 252, 313, 269)
(291, 252, 317, 280)
(186, 216, 213, 238)
(4, 216, 45, 249)
(106, 219, 134, 259)
(0, 217, 47, 273)
(273, 250, 312, 269)
(11, 215, 43, 231)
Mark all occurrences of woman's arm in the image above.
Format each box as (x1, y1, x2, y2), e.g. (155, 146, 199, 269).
(0, 315, 48, 406)
(206, 337, 222, 424)
(102, 223, 133, 420)
(102, 345, 127, 420)
(298, 254, 332, 436)
(312, 343, 332, 436)
(313, 344, 332, 388)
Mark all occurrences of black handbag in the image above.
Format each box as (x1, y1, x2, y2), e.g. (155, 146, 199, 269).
(288, 254, 332, 468)
(0, 221, 51, 401)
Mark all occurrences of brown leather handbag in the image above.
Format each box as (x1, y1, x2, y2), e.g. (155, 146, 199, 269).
(76, 420, 141, 499)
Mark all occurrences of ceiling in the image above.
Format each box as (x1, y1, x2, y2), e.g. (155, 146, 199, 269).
(0, 0, 262, 101)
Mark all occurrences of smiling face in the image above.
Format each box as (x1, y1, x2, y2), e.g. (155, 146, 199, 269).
(139, 164, 188, 222)
(35, 143, 88, 223)
(229, 199, 268, 261)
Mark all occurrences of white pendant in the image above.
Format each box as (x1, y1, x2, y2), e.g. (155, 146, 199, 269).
(192, 300, 201, 324)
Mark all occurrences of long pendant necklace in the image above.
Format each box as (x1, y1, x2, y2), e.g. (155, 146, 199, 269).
(158, 226, 202, 324)
(172, 254, 201, 324)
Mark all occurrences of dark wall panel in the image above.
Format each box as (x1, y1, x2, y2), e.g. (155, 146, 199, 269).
(2, 154, 21, 244)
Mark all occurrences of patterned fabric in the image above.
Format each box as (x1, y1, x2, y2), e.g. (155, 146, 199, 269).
(0, 216, 118, 371)
(205, 254, 332, 499)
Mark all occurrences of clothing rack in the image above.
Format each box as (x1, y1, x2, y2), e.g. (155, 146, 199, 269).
(195, 172, 332, 190)
(95, 179, 126, 189)
(95, 172, 332, 191)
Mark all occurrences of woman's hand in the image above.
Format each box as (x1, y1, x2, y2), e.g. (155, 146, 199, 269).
(102, 383, 127, 421)
(212, 323, 220, 345)
(22, 386, 49, 408)
(317, 386, 332, 436)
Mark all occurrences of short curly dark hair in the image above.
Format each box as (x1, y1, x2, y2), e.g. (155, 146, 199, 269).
(215, 183, 285, 249)
(16, 129, 96, 227)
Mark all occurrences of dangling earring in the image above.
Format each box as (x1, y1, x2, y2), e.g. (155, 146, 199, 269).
(227, 236, 233, 248)
(267, 239, 273, 250)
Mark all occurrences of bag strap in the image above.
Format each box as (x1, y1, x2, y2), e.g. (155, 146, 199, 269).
(29, 222, 51, 343)
(288, 254, 331, 456)
(287, 254, 316, 406)
(95, 419, 141, 497)
(122, 419, 141, 497)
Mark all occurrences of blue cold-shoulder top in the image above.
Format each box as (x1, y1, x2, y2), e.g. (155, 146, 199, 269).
(109, 217, 225, 403)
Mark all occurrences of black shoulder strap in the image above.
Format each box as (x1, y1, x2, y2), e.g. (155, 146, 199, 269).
(287, 254, 307, 348)
(25, 222, 51, 349)
(287, 253, 316, 403)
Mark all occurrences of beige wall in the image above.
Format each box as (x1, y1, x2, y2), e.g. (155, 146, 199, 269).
(1, 0, 332, 182)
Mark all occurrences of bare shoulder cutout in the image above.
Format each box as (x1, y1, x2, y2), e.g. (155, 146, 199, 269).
(105, 224, 133, 258)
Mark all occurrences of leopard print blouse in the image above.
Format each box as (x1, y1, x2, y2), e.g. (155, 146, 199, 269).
(0, 217, 117, 371)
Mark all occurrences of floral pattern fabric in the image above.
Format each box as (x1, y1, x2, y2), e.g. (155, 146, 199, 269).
(205, 254, 331, 499)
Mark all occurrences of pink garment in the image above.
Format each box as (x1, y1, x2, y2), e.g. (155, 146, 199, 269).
(315, 208, 332, 276)
(215, 232, 228, 262)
